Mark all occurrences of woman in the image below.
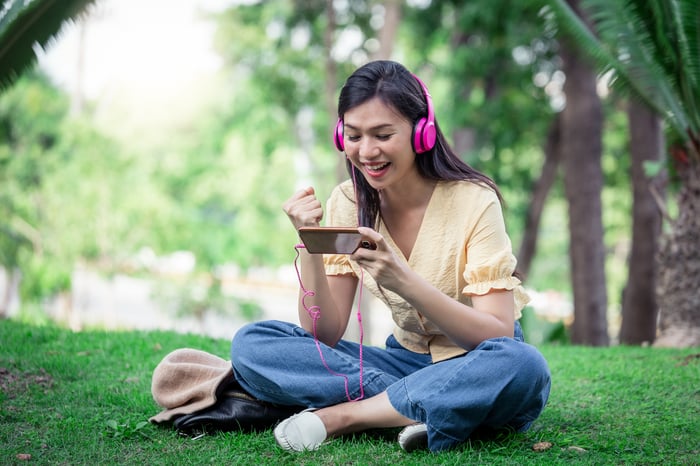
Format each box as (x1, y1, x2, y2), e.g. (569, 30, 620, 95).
(230, 60, 551, 453)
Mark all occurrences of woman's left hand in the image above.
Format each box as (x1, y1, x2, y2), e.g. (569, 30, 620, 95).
(350, 227, 412, 292)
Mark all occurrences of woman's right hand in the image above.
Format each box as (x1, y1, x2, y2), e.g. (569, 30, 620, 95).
(351, 227, 411, 293)
(283, 186, 324, 230)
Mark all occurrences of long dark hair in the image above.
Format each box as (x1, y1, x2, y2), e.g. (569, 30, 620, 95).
(337, 60, 503, 227)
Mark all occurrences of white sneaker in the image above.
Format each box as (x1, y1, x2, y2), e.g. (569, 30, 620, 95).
(397, 423, 428, 452)
(274, 409, 327, 452)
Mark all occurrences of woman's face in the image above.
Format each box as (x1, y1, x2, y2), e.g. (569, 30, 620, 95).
(342, 97, 418, 191)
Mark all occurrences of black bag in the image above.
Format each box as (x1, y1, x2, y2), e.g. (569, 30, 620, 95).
(173, 385, 304, 434)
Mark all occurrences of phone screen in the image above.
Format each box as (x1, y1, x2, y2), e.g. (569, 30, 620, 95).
(298, 227, 364, 254)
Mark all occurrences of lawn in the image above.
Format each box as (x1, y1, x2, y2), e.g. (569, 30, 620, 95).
(1, 319, 698, 465)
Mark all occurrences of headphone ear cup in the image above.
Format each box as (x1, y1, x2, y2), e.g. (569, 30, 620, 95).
(410, 73, 437, 154)
(413, 117, 436, 154)
(421, 119, 436, 153)
(412, 118, 425, 153)
(333, 119, 345, 151)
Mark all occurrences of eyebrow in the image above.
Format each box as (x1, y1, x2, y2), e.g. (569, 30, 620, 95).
(343, 123, 395, 131)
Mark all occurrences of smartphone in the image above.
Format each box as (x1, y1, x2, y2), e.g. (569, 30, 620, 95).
(298, 227, 376, 254)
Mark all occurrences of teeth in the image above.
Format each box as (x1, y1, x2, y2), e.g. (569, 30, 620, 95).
(366, 163, 389, 171)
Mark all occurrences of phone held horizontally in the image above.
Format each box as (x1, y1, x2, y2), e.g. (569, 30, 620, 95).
(298, 227, 376, 254)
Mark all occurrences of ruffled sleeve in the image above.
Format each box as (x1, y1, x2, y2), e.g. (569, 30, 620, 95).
(459, 193, 530, 315)
(462, 249, 530, 316)
(323, 253, 355, 276)
(462, 248, 520, 296)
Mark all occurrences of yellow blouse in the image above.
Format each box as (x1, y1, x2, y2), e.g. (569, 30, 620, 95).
(323, 179, 529, 362)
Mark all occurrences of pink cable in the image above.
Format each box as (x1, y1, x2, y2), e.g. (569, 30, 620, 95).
(293, 244, 365, 402)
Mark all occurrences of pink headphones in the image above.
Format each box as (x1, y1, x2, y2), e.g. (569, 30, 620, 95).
(333, 73, 436, 154)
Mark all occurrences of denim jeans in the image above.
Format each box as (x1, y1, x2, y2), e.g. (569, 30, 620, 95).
(230, 319, 551, 452)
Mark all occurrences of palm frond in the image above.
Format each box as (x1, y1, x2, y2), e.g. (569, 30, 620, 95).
(548, 0, 700, 150)
(547, 1, 670, 117)
(0, 0, 97, 91)
(671, 0, 700, 131)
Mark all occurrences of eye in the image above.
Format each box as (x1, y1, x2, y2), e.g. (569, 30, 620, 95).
(376, 134, 392, 141)
(347, 135, 360, 142)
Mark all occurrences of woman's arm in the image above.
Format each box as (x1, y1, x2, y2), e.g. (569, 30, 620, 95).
(351, 227, 514, 350)
(283, 186, 358, 346)
(296, 249, 358, 346)
(400, 272, 515, 349)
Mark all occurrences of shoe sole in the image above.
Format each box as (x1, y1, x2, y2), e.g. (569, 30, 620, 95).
(398, 424, 428, 452)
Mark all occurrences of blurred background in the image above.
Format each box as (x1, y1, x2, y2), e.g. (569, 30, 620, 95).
(2, 0, 694, 348)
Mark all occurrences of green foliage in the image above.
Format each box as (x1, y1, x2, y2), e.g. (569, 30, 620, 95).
(105, 419, 151, 440)
(0, 69, 302, 315)
(403, 0, 575, 296)
(211, 0, 380, 191)
(0, 0, 661, 333)
(152, 91, 301, 269)
(18, 254, 71, 300)
(548, 0, 700, 155)
(1, 319, 698, 465)
(520, 306, 570, 345)
(213, 0, 375, 101)
(0, 71, 73, 296)
(0, 0, 97, 90)
(0, 72, 179, 300)
(523, 196, 571, 293)
(404, 0, 558, 157)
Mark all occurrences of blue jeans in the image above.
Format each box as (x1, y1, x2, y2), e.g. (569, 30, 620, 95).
(230, 320, 551, 452)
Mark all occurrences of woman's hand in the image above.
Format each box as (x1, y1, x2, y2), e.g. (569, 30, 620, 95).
(350, 227, 412, 292)
(283, 186, 324, 230)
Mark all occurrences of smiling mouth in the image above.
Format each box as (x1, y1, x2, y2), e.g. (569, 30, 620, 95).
(364, 162, 390, 173)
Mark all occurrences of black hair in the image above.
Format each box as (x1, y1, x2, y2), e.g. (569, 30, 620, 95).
(337, 60, 503, 227)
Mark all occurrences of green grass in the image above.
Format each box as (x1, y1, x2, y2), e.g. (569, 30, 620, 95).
(1, 319, 698, 465)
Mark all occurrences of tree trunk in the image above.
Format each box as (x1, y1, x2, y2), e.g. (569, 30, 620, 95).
(517, 114, 562, 279)
(655, 156, 700, 347)
(69, 19, 87, 116)
(449, 28, 477, 158)
(559, 36, 609, 346)
(1, 268, 12, 317)
(619, 99, 664, 345)
(370, 0, 401, 61)
(323, 0, 343, 184)
(0, 267, 20, 318)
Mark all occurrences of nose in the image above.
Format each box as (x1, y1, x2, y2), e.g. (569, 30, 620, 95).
(358, 137, 379, 159)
